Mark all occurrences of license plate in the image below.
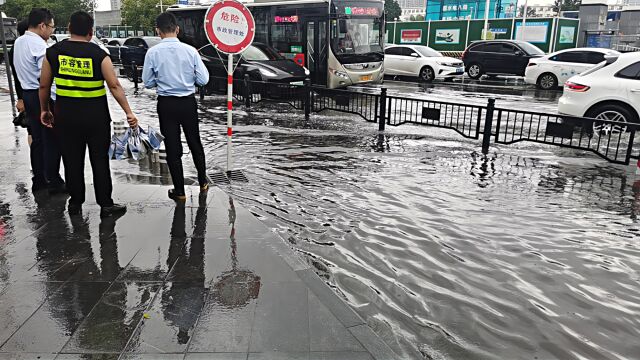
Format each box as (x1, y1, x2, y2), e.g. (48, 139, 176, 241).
(290, 81, 304, 86)
(456, 67, 464, 74)
(360, 75, 373, 82)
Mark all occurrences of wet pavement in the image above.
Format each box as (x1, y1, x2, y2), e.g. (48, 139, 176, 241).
(3, 68, 640, 360)
(0, 85, 401, 358)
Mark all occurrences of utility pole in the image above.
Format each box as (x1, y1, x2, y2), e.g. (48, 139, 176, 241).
(483, 0, 491, 39)
(521, 0, 529, 41)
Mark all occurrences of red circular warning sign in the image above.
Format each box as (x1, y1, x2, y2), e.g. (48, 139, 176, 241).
(204, 0, 255, 54)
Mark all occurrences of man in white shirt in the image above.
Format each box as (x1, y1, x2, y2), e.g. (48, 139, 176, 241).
(14, 8, 65, 194)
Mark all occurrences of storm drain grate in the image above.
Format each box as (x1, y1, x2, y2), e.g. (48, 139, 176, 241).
(208, 171, 230, 185)
(227, 170, 249, 183)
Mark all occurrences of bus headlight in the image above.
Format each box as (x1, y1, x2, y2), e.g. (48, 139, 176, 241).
(259, 68, 278, 77)
(303, 67, 310, 76)
(332, 69, 349, 79)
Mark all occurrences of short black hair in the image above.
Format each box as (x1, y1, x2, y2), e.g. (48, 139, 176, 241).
(17, 20, 28, 36)
(69, 11, 93, 36)
(156, 12, 177, 34)
(27, 8, 54, 29)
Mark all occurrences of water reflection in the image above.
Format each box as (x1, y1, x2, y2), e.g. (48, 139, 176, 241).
(211, 197, 261, 309)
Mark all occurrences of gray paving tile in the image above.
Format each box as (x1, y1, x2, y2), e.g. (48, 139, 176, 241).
(308, 352, 373, 360)
(55, 354, 119, 359)
(0, 353, 57, 360)
(248, 352, 308, 360)
(249, 282, 309, 353)
(120, 353, 186, 360)
(295, 269, 364, 328)
(185, 353, 247, 360)
(0, 282, 109, 352)
(308, 292, 364, 352)
(0, 281, 63, 345)
(188, 294, 257, 353)
(61, 282, 162, 353)
(347, 325, 400, 360)
(122, 282, 205, 355)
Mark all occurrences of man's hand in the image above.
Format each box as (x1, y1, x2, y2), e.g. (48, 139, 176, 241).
(16, 99, 25, 113)
(40, 111, 54, 128)
(126, 112, 138, 129)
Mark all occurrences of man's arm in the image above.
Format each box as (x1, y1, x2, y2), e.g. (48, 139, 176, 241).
(194, 50, 209, 87)
(101, 56, 138, 128)
(141, 50, 157, 89)
(39, 57, 54, 127)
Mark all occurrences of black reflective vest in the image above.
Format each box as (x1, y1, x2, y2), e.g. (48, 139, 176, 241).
(46, 40, 108, 99)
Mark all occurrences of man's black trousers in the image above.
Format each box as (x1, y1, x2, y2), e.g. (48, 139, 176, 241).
(158, 96, 207, 195)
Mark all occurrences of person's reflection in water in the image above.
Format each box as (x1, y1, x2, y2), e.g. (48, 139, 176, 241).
(211, 196, 261, 309)
(163, 194, 207, 344)
(631, 180, 640, 220)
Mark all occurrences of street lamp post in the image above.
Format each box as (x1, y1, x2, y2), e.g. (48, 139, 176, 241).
(521, 0, 529, 41)
(483, 0, 491, 39)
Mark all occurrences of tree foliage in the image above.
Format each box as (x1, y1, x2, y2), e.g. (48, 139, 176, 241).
(0, 0, 91, 27)
(518, 5, 537, 17)
(415, 14, 425, 21)
(385, 0, 402, 21)
(553, 0, 581, 13)
(121, 0, 176, 30)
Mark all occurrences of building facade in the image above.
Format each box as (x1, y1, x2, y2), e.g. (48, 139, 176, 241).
(110, 0, 121, 11)
(398, 0, 427, 20)
(425, 0, 504, 21)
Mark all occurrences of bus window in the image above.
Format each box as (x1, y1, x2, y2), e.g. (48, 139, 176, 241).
(271, 23, 301, 54)
(331, 17, 381, 55)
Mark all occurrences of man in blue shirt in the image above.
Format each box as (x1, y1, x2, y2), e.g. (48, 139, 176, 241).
(13, 8, 65, 194)
(142, 12, 210, 201)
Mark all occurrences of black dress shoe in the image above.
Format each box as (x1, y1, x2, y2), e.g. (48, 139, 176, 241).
(168, 189, 187, 202)
(68, 202, 82, 216)
(100, 203, 127, 218)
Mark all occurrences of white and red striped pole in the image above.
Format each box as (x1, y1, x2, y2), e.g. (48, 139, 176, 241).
(227, 53, 233, 173)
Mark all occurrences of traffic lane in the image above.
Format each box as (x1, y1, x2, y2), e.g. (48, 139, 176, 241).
(357, 77, 563, 114)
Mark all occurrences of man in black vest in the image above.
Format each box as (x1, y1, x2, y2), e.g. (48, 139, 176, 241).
(38, 11, 138, 218)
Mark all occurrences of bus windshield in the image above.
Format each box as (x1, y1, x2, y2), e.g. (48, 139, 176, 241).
(332, 17, 382, 55)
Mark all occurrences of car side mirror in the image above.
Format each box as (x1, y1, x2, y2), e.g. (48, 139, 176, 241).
(411, 53, 419, 58)
(515, 50, 524, 56)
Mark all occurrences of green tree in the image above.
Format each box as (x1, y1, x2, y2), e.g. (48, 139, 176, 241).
(409, 14, 416, 21)
(0, 0, 91, 27)
(121, 0, 176, 30)
(384, 0, 402, 21)
(553, 0, 581, 13)
(415, 14, 425, 21)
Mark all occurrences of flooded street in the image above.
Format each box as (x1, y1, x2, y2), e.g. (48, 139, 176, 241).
(3, 69, 640, 359)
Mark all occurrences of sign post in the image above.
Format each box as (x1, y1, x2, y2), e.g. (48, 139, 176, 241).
(204, 0, 255, 174)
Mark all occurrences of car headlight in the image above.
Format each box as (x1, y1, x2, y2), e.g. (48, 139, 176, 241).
(303, 67, 310, 76)
(332, 69, 349, 79)
(436, 61, 462, 67)
(259, 68, 278, 77)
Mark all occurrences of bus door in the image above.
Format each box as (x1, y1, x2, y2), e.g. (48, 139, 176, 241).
(304, 19, 328, 86)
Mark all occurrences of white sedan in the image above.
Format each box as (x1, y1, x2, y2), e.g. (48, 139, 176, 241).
(558, 52, 640, 133)
(384, 45, 465, 82)
(525, 48, 620, 90)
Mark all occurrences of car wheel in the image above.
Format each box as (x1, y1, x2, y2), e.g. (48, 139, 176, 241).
(467, 63, 483, 79)
(419, 66, 435, 82)
(537, 73, 558, 90)
(586, 103, 638, 136)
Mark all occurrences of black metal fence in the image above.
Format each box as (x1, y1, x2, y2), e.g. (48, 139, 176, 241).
(145, 71, 638, 166)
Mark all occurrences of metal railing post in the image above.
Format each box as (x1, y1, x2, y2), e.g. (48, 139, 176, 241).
(625, 126, 636, 165)
(379, 88, 387, 131)
(482, 98, 495, 154)
(244, 74, 251, 108)
(304, 77, 311, 120)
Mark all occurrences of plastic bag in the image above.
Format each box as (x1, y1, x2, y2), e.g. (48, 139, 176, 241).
(109, 125, 164, 161)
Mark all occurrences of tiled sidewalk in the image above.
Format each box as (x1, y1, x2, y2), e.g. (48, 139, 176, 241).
(0, 99, 400, 359)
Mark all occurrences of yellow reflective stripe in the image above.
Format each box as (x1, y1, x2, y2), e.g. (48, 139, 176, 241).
(56, 88, 107, 98)
(55, 78, 104, 88)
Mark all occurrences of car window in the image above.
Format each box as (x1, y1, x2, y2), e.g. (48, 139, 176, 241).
(385, 47, 403, 56)
(402, 47, 418, 57)
(501, 44, 518, 54)
(124, 38, 138, 47)
(108, 40, 120, 46)
(551, 51, 586, 63)
(470, 43, 489, 52)
(516, 42, 544, 55)
(482, 43, 503, 52)
(615, 61, 640, 80)
(415, 46, 443, 57)
(584, 51, 606, 64)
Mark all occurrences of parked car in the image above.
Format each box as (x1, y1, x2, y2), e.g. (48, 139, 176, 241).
(119, 36, 161, 67)
(384, 45, 464, 82)
(558, 52, 640, 133)
(462, 40, 544, 79)
(48, 33, 70, 44)
(201, 42, 309, 94)
(525, 48, 620, 90)
(105, 38, 126, 63)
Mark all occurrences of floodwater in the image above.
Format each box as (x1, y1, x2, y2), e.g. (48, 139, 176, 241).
(4, 70, 640, 359)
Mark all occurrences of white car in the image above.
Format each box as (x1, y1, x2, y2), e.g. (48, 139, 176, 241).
(525, 48, 620, 90)
(384, 45, 465, 82)
(558, 52, 640, 132)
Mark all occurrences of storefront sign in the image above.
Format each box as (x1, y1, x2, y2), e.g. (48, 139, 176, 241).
(434, 29, 460, 44)
(344, 7, 380, 16)
(490, 28, 508, 35)
(274, 15, 298, 23)
(400, 29, 422, 44)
